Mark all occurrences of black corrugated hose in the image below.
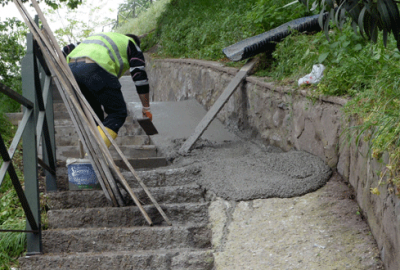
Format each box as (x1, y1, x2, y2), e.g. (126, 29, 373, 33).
(223, 13, 328, 61)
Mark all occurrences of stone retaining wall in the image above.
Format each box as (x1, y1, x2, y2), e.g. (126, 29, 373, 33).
(146, 56, 400, 270)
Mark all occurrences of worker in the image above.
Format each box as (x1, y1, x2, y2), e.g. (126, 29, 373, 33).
(64, 32, 152, 148)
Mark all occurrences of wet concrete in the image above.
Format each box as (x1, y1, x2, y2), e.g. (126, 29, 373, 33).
(119, 76, 383, 269)
(125, 92, 332, 201)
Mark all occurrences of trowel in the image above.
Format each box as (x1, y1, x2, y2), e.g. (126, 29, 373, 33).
(137, 117, 158, 135)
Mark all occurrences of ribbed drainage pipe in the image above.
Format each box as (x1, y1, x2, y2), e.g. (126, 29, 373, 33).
(223, 13, 328, 61)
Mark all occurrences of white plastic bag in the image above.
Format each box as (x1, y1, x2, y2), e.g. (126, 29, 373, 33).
(298, 64, 326, 86)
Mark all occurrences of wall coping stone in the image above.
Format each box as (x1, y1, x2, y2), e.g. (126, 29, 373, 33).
(150, 57, 349, 107)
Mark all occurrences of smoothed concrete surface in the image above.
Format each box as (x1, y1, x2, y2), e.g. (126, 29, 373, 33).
(127, 99, 239, 157)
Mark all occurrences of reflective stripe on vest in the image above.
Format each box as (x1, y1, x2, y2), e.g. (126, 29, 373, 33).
(67, 33, 136, 78)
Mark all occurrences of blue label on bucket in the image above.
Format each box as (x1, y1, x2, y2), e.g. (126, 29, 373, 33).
(68, 163, 98, 185)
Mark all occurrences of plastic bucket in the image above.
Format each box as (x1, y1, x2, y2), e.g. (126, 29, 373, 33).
(66, 158, 101, 190)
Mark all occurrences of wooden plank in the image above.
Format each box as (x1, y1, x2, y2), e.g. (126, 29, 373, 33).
(23, 0, 126, 207)
(16, 0, 171, 225)
(179, 59, 257, 154)
(14, 0, 117, 205)
(28, 0, 154, 223)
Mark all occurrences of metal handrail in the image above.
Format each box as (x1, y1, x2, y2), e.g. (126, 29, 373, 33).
(0, 29, 57, 255)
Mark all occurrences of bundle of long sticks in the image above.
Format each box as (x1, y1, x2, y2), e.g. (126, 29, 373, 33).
(14, 0, 171, 226)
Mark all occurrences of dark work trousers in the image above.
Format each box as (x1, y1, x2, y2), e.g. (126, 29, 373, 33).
(68, 61, 127, 134)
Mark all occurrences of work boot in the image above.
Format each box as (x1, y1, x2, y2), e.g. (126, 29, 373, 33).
(97, 126, 117, 148)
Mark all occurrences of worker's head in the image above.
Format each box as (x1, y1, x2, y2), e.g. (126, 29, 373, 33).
(126, 34, 141, 48)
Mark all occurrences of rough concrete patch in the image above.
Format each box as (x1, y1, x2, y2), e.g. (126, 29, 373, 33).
(211, 173, 383, 270)
(183, 139, 332, 201)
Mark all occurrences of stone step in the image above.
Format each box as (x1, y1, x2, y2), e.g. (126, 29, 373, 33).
(53, 101, 68, 112)
(55, 158, 170, 190)
(53, 118, 143, 136)
(56, 166, 201, 190)
(19, 248, 214, 270)
(46, 184, 205, 209)
(52, 145, 158, 161)
(47, 202, 209, 229)
(5, 111, 71, 125)
(120, 166, 201, 188)
(41, 225, 211, 253)
(54, 130, 150, 146)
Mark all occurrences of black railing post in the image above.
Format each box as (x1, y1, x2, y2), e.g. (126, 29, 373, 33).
(21, 32, 42, 255)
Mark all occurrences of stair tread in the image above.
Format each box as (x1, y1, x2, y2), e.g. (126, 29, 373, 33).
(41, 225, 211, 253)
(23, 247, 212, 257)
(19, 248, 214, 270)
(47, 202, 209, 228)
(46, 183, 205, 209)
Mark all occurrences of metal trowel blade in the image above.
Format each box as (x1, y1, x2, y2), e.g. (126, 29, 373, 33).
(137, 118, 158, 135)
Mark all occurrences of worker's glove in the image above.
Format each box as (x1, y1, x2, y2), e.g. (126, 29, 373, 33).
(142, 107, 152, 121)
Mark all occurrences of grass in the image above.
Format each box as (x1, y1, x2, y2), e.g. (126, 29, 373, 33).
(114, 0, 172, 37)
(140, 0, 313, 60)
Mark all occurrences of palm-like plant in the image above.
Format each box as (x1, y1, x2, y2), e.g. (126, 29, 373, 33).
(298, 0, 400, 50)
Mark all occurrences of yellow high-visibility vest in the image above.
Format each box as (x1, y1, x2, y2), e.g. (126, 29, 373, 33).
(67, 32, 138, 78)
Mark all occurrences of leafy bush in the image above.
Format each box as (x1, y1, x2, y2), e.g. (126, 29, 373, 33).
(0, 18, 26, 114)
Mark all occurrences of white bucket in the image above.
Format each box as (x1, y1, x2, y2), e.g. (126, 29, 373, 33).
(66, 158, 101, 190)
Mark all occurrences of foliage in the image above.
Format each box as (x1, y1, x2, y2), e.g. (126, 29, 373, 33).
(0, 186, 26, 269)
(117, 0, 154, 23)
(43, 0, 116, 45)
(0, 116, 26, 269)
(114, 0, 170, 37)
(141, 0, 312, 60)
(0, 0, 82, 9)
(0, 18, 27, 114)
(297, 0, 400, 50)
(342, 45, 400, 195)
(267, 21, 400, 96)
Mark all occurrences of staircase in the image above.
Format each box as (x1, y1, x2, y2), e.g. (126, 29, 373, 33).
(18, 98, 215, 269)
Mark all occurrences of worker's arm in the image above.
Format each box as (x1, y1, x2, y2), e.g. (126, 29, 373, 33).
(128, 40, 152, 120)
(62, 43, 79, 58)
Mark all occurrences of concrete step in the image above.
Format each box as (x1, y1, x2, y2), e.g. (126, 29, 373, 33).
(19, 248, 214, 270)
(5, 111, 71, 125)
(121, 166, 201, 188)
(53, 119, 143, 136)
(41, 225, 211, 253)
(46, 184, 206, 209)
(56, 166, 200, 190)
(47, 202, 209, 228)
(54, 130, 150, 146)
(52, 145, 158, 161)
